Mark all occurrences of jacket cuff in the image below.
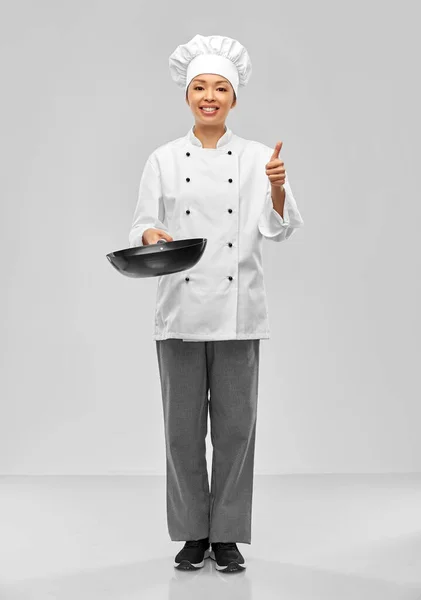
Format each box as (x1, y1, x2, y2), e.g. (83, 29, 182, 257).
(258, 185, 291, 238)
(129, 224, 155, 247)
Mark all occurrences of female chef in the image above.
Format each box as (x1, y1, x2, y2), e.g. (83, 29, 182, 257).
(129, 34, 304, 572)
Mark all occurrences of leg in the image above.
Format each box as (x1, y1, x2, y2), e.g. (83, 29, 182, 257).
(206, 340, 260, 545)
(156, 339, 210, 541)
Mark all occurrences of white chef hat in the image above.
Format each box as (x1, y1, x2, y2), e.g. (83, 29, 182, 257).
(169, 34, 252, 98)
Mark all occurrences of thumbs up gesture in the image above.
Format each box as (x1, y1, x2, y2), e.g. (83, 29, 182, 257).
(265, 141, 285, 188)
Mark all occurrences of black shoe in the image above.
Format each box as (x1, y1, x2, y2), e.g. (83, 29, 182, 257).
(174, 537, 211, 570)
(209, 542, 246, 572)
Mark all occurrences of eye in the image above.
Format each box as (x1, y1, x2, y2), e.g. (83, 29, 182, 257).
(193, 86, 227, 92)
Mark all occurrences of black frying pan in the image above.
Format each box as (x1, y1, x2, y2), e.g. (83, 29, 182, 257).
(106, 238, 207, 278)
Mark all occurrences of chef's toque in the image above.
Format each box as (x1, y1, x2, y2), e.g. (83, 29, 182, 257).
(168, 34, 252, 97)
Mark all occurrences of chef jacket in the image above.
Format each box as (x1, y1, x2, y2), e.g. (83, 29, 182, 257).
(129, 126, 304, 341)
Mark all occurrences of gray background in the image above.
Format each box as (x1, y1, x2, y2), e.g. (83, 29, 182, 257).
(1, 1, 420, 475)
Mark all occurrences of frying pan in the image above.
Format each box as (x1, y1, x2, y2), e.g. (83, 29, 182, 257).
(106, 238, 207, 278)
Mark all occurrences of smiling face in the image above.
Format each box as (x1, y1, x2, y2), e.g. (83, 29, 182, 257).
(185, 73, 237, 124)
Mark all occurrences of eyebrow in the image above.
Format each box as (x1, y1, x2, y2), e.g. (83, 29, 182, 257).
(192, 79, 229, 85)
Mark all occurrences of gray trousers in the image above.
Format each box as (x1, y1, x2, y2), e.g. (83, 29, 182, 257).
(155, 339, 260, 545)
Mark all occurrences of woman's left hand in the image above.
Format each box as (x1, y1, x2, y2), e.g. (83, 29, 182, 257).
(265, 141, 285, 188)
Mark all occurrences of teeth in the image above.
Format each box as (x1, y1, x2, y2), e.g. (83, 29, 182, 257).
(201, 107, 218, 111)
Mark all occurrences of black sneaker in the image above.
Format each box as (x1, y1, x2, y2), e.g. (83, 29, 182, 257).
(174, 537, 211, 570)
(209, 542, 246, 572)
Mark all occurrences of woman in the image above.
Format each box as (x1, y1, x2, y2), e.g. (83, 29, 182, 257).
(129, 34, 304, 573)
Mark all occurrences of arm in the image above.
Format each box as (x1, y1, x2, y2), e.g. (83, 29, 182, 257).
(258, 171, 304, 243)
(128, 154, 168, 247)
(271, 184, 286, 219)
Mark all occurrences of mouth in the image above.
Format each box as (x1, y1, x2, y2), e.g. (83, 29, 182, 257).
(199, 107, 219, 115)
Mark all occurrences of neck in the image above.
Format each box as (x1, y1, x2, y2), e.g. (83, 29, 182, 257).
(193, 124, 227, 149)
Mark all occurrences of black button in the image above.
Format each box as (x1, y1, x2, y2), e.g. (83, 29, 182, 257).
(228, 208, 232, 213)
(228, 242, 232, 247)
(228, 178, 233, 183)
(186, 152, 190, 156)
(228, 276, 233, 281)
(186, 177, 190, 182)
(185, 277, 189, 282)
(228, 150, 232, 155)
(186, 209, 190, 214)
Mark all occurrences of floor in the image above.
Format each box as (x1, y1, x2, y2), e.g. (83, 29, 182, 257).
(0, 474, 420, 599)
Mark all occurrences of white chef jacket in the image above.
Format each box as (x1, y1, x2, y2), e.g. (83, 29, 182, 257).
(129, 126, 304, 341)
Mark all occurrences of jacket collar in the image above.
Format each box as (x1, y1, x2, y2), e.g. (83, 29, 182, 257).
(187, 125, 233, 149)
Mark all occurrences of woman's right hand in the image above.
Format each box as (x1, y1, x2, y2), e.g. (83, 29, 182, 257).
(142, 228, 174, 246)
